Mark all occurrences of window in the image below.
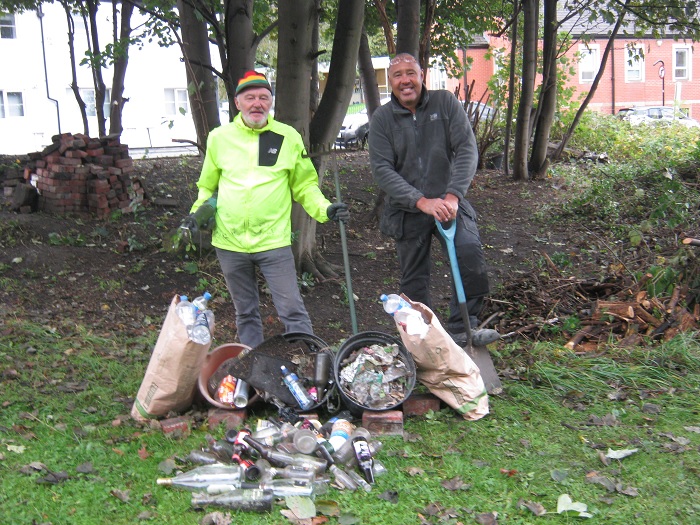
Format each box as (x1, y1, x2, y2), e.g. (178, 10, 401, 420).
(429, 61, 447, 90)
(625, 45, 645, 82)
(0, 14, 16, 39)
(578, 44, 600, 83)
(0, 91, 24, 117)
(65, 88, 111, 116)
(165, 88, 189, 116)
(673, 45, 691, 81)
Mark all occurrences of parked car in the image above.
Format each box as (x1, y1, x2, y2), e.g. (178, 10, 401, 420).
(616, 108, 634, 120)
(625, 106, 700, 128)
(336, 97, 391, 149)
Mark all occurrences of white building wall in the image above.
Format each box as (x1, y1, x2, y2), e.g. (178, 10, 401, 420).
(0, 4, 206, 155)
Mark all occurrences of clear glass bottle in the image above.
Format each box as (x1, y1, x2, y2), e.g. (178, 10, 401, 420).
(156, 464, 242, 490)
(190, 488, 274, 512)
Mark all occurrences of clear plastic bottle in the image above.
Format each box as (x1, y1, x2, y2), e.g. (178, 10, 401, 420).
(190, 310, 212, 344)
(280, 365, 314, 410)
(192, 291, 212, 312)
(190, 488, 274, 512)
(156, 464, 242, 490)
(379, 293, 412, 315)
(176, 295, 196, 328)
(328, 419, 354, 452)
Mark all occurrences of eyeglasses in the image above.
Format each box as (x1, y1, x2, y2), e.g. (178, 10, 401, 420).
(389, 56, 418, 66)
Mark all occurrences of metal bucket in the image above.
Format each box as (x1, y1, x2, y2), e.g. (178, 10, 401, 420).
(333, 331, 416, 415)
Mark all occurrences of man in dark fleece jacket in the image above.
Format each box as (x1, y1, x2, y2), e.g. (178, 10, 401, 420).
(368, 53, 499, 347)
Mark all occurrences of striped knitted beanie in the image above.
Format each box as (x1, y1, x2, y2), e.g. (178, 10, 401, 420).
(235, 70, 273, 96)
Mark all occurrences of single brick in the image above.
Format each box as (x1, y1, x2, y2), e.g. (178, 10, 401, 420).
(208, 408, 247, 431)
(161, 416, 192, 437)
(362, 410, 404, 436)
(402, 393, 441, 417)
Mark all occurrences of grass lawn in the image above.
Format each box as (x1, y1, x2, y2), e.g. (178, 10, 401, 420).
(1, 319, 699, 524)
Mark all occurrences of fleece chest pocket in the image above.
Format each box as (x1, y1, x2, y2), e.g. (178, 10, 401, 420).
(259, 131, 285, 166)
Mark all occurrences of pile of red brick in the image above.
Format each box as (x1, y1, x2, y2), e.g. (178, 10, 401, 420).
(25, 133, 146, 217)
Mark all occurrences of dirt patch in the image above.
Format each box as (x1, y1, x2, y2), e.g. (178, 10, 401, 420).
(0, 150, 574, 347)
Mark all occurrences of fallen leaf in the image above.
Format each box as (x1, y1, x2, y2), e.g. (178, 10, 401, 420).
(280, 509, 314, 524)
(500, 468, 518, 477)
(200, 512, 232, 525)
(519, 499, 547, 516)
(616, 484, 639, 497)
(36, 471, 70, 484)
(605, 448, 638, 460)
(598, 451, 611, 466)
(158, 458, 177, 474)
(110, 489, 130, 502)
(136, 511, 155, 520)
(557, 494, 592, 518)
(405, 466, 424, 477)
(7, 445, 26, 454)
(377, 490, 399, 504)
(286, 496, 316, 520)
(138, 446, 150, 460)
(112, 448, 125, 456)
(475, 511, 498, 524)
(550, 469, 569, 482)
(76, 462, 94, 474)
(441, 476, 472, 491)
(315, 500, 340, 517)
(585, 473, 616, 492)
(683, 426, 700, 433)
(12, 257, 23, 264)
(337, 512, 360, 524)
(422, 503, 443, 516)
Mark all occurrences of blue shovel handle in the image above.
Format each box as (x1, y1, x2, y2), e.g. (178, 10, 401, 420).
(435, 219, 466, 304)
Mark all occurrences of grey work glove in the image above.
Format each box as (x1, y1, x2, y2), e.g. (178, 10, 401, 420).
(327, 203, 350, 223)
(181, 215, 199, 237)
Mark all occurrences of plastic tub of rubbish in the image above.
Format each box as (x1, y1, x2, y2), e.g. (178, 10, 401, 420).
(198, 343, 260, 409)
(333, 331, 416, 415)
(220, 332, 336, 412)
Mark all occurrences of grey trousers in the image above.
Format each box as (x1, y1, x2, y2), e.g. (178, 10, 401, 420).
(216, 246, 313, 348)
(395, 203, 490, 333)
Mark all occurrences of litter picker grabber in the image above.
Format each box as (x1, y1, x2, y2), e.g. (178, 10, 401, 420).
(332, 151, 358, 335)
(303, 145, 358, 334)
(435, 219, 502, 394)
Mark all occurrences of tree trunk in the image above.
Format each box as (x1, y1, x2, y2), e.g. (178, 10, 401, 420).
(178, 0, 221, 148)
(277, 0, 326, 278)
(224, 0, 255, 118)
(503, 1, 519, 178)
(309, 0, 364, 148)
(553, 3, 628, 161)
(512, 0, 538, 181)
(359, 27, 381, 118)
(85, 0, 107, 138)
(62, 1, 89, 135)
(418, 0, 437, 72)
(396, 0, 420, 58)
(372, 0, 396, 56)
(529, 0, 557, 179)
(108, 1, 134, 137)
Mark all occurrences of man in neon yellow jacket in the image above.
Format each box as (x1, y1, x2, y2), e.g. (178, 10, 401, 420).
(188, 71, 349, 348)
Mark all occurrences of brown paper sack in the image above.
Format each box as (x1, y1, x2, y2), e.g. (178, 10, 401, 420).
(131, 295, 212, 421)
(395, 295, 489, 420)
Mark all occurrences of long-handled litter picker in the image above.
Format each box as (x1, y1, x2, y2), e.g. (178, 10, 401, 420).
(332, 151, 358, 335)
(435, 219, 502, 394)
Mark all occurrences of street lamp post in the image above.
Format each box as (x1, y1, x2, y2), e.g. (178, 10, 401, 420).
(653, 60, 665, 106)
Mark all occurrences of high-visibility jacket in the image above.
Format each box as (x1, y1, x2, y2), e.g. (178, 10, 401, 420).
(191, 113, 331, 253)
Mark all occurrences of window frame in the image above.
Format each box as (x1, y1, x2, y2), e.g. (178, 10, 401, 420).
(578, 44, 600, 83)
(624, 44, 645, 83)
(429, 59, 447, 91)
(1, 91, 25, 117)
(164, 88, 190, 116)
(0, 14, 16, 39)
(673, 44, 692, 81)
